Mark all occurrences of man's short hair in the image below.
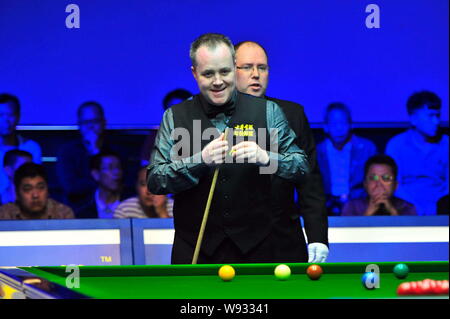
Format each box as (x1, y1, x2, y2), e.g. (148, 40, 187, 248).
(163, 89, 192, 110)
(234, 41, 269, 61)
(190, 33, 235, 67)
(406, 91, 442, 115)
(14, 162, 48, 190)
(364, 154, 398, 180)
(324, 102, 352, 123)
(77, 101, 105, 120)
(0, 93, 20, 116)
(3, 149, 33, 168)
(90, 151, 121, 171)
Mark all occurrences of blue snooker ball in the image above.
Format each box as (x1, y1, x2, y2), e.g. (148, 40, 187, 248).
(361, 272, 378, 290)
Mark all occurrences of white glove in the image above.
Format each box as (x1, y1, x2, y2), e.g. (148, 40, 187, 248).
(308, 242, 329, 263)
(201, 133, 229, 166)
(230, 141, 269, 165)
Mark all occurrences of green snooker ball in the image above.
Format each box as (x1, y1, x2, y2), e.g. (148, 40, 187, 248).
(274, 264, 291, 280)
(393, 263, 409, 279)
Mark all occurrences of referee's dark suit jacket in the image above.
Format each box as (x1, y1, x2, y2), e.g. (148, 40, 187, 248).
(267, 97, 329, 262)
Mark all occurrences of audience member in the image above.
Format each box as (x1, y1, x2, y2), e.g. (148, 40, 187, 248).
(437, 194, 449, 215)
(0, 163, 74, 219)
(140, 89, 193, 166)
(0, 93, 42, 195)
(342, 155, 416, 216)
(386, 91, 448, 215)
(57, 101, 123, 210)
(0, 149, 32, 204)
(114, 166, 172, 218)
(75, 151, 124, 218)
(316, 102, 377, 215)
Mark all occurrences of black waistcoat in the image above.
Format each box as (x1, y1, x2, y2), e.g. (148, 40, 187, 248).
(171, 92, 272, 255)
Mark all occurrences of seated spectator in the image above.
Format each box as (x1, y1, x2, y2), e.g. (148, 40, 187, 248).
(0, 93, 42, 195)
(75, 151, 124, 219)
(140, 89, 192, 166)
(114, 166, 172, 218)
(57, 101, 124, 211)
(342, 155, 416, 216)
(317, 102, 377, 215)
(437, 194, 449, 215)
(0, 150, 32, 204)
(0, 163, 74, 219)
(386, 91, 448, 215)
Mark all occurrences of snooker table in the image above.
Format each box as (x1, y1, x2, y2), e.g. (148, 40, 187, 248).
(0, 261, 448, 299)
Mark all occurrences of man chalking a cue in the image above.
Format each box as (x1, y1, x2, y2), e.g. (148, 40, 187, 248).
(147, 33, 310, 264)
(234, 41, 329, 263)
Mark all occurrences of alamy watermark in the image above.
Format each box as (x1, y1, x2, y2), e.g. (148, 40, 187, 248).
(365, 4, 380, 29)
(65, 264, 80, 289)
(65, 4, 80, 29)
(364, 264, 381, 289)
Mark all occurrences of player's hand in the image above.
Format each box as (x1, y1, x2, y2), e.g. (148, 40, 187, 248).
(230, 141, 269, 166)
(377, 197, 398, 216)
(201, 133, 229, 166)
(365, 191, 385, 216)
(308, 242, 329, 263)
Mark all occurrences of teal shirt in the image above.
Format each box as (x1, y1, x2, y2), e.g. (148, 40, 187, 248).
(147, 98, 310, 195)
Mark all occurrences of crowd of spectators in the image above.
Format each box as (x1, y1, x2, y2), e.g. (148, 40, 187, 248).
(0, 89, 448, 220)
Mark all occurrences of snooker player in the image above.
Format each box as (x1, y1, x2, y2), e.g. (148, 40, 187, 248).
(147, 33, 310, 264)
(234, 41, 329, 263)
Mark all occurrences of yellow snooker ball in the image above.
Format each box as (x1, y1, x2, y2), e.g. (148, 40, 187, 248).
(218, 265, 235, 281)
(274, 264, 291, 280)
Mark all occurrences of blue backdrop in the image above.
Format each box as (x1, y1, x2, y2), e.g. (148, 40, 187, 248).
(0, 0, 448, 126)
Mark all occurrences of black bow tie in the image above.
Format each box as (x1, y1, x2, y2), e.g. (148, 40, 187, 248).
(199, 91, 236, 118)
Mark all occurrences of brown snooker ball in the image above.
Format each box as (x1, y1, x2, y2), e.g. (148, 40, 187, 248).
(306, 264, 323, 280)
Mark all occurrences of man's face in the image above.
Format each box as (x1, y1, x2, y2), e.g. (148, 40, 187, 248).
(94, 156, 123, 193)
(325, 109, 351, 144)
(17, 176, 49, 213)
(78, 106, 105, 139)
(136, 168, 154, 208)
(364, 164, 397, 200)
(410, 106, 441, 138)
(0, 103, 19, 137)
(235, 43, 269, 97)
(191, 44, 236, 106)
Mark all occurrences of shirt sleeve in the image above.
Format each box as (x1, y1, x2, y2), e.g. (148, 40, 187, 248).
(265, 101, 310, 183)
(147, 108, 210, 195)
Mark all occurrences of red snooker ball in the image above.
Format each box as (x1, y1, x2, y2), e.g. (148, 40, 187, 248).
(420, 279, 433, 295)
(435, 280, 449, 295)
(397, 282, 411, 295)
(306, 264, 323, 280)
(409, 281, 420, 295)
(441, 280, 449, 294)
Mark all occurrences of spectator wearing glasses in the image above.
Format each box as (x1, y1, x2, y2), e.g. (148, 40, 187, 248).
(57, 101, 124, 211)
(342, 155, 416, 216)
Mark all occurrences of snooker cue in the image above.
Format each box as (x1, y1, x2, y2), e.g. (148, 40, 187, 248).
(192, 127, 229, 264)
